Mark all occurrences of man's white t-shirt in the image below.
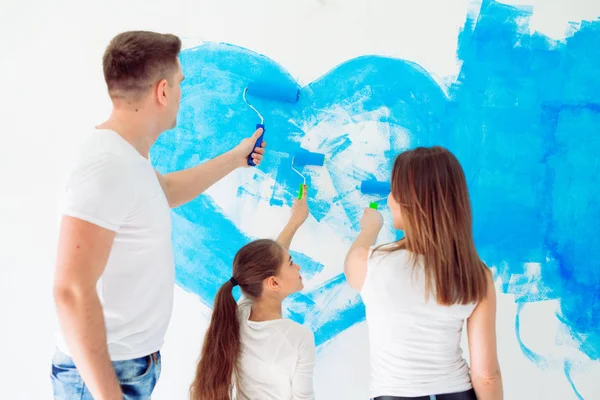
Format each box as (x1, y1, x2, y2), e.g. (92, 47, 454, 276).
(235, 296, 316, 400)
(56, 129, 174, 361)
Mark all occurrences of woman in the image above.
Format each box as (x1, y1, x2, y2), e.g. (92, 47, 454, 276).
(191, 185, 315, 400)
(345, 147, 503, 400)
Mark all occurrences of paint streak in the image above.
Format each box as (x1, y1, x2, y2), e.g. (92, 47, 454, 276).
(515, 303, 548, 368)
(284, 274, 366, 345)
(150, 2, 600, 393)
(564, 361, 585, 400)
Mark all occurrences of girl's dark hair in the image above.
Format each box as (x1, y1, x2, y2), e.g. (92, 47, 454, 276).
(190, 239, 285, 400)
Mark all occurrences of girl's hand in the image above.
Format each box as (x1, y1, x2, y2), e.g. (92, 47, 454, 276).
(289, 185, 309, 228)
(360, 207, 383, 233)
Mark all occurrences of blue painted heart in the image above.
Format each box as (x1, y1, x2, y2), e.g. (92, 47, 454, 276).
(151, 1, 600, 357)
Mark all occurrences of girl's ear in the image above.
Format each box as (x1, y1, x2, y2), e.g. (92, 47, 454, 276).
(265, 276, 281, 292)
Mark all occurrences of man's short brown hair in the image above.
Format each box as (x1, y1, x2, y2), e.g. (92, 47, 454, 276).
(102, 31, 182, 98)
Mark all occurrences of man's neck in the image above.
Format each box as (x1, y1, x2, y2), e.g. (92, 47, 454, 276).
(97, 109, 161, 159)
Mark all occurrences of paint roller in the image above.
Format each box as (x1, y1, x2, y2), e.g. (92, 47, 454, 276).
(360, 179, 391, 210)
(243, 80, 300, 166)
(291, 150, 325, 199)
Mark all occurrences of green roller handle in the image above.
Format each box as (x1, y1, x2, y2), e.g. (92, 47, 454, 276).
(298, 184, 309, 200)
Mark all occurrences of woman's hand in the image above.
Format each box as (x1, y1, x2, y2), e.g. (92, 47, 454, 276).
(359, 207, 383, 233)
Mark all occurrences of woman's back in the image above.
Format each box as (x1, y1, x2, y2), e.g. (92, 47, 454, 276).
(361, 248, 477, 398)
(346, 146, 501, 399)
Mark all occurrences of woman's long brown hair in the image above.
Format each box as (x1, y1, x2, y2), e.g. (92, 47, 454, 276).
(379, 146, 488, 305)
(189, 239, 285, 400)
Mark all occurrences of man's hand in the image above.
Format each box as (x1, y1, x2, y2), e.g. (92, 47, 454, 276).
(231, 128, 267, 168)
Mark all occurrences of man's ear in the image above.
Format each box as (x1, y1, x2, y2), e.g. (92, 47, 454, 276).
(156, 79, 168, 106)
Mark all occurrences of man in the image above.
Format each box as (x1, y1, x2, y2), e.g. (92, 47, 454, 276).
(51, 31, 266, 399)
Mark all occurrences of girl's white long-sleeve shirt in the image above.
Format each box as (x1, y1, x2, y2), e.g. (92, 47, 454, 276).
(235, 296, 316, 400)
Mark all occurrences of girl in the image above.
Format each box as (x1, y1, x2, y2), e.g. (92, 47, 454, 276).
(190, 186, 315, 400)
(345, 147, 503, 400)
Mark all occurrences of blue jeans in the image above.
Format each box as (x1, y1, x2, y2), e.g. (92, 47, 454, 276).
(50, 349, 161, 399)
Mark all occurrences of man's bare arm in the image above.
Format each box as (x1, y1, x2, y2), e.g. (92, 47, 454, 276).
(53, 216, 122, 400)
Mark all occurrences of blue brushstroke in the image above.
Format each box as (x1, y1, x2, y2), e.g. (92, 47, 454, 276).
(284, 274, 365, 345)
(564, 360, 585, 400)
(515, 303, 547, 368)
(150, 2, 600, 395)
(167, 196, 323, 305)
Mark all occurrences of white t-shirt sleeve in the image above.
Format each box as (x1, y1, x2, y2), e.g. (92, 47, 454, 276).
(292, 326, 316, 400)
(61, 153, 135, 231)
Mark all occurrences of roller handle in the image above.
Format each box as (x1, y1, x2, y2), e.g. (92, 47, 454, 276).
(247, 123, 265, 166)
(369, 202, 378, 210)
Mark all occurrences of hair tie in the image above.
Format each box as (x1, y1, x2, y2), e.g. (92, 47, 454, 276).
(229, 277, 238, 287)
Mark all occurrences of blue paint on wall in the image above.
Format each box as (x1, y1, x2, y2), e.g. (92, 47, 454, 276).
(167, 196, 324, 305)
(564, 360, 585, 400)
(150, 1, 600, 391)
(515, 303, 547, 368)
(450, 1, 600, 364)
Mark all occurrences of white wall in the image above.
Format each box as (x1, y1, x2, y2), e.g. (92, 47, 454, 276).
(2, 0, 600, 399)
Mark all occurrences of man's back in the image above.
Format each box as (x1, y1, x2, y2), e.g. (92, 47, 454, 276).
(57, 128, 174, 361)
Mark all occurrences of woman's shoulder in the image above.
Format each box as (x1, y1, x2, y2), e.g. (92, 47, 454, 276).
(369, 244, 413, 265)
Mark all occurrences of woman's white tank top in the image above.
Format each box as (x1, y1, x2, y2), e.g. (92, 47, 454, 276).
(360, 247, 477, 398)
